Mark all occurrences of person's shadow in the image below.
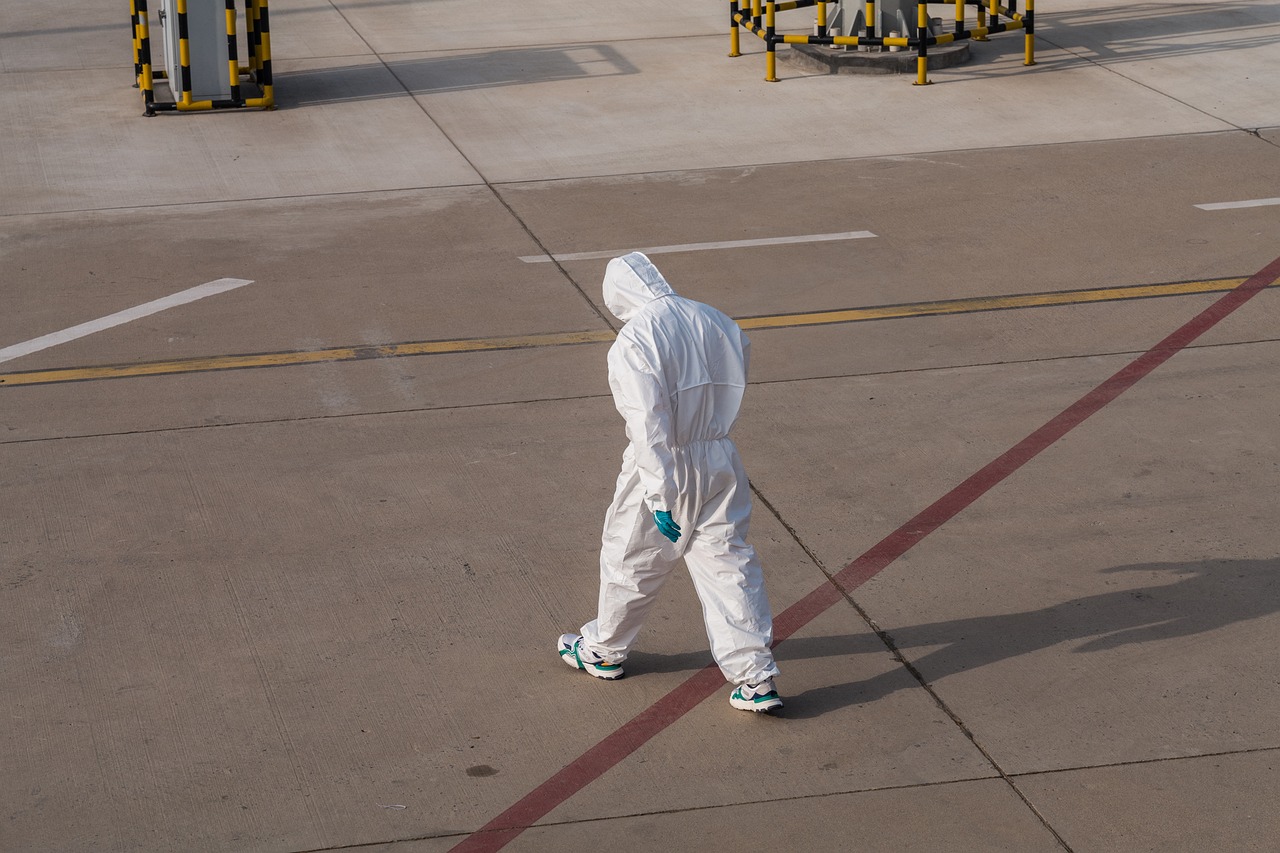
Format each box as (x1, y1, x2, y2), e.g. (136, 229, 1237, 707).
(781, 557, 1280, 718)
(631, 559, 1280, 717)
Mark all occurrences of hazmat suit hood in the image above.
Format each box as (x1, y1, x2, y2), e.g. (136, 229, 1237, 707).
(603, 252, 676, 323)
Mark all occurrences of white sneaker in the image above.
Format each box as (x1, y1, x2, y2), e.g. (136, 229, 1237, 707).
(729, 679, 783, 712)
(557, 633, 624, 680)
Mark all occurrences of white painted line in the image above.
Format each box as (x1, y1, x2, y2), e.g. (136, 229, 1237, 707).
(1195, 197, 1280, 211)
(0, 278, 254, 365)
(518, 231, 877, 263)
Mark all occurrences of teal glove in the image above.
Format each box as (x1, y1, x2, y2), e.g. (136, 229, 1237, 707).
(653, 510, 681, 543)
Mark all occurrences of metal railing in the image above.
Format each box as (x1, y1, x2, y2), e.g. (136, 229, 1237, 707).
(131, 0, 274, 114)
(730, 0, 1036, 84)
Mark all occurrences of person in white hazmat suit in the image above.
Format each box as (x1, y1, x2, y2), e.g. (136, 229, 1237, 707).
(558, 252, 782, 712)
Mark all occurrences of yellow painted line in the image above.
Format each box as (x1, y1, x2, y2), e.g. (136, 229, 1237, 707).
(0, 331, 614, 388)
(735, 278, 1249, 331)
(0, 278, 1258, 388)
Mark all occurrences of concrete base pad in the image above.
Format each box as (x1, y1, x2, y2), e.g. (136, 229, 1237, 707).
(784, 40, 970, 74)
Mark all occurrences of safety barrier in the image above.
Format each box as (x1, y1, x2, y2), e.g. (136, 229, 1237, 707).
(130, 0, 274, 114)
(730, 0, 1035, 83)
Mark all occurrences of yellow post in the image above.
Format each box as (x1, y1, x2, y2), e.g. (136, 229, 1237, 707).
(914, 0, 930, 85)
(137, 5, 154, 94)
(257, 0, 273, 108)
(246, 0, 259, 72)
(975, 0, 988, 39)
(1024, 0, 1036, 65)
(765, 0, 778, 81)
(177, 0, 192, 106)
(817, 0, 827, 35)
(730, 0, 741, 57)
(131, 0, 141, 79)
(955, 0, 963, 31)
(225, 0, 238, 95)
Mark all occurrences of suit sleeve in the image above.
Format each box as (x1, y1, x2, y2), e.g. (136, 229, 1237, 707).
(608, 336, 679, 513)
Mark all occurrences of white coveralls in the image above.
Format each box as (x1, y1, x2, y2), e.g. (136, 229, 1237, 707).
(579, 253, 780, 686)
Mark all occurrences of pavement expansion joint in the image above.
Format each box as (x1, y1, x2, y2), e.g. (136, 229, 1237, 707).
(1009, 743, 1280, 780)
(0, 184, 490, 220)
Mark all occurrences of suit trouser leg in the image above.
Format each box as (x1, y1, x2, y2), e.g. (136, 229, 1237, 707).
(682, 454, 778, 685)
(683, 534, 779, 685)
(580, 465, 678, 663)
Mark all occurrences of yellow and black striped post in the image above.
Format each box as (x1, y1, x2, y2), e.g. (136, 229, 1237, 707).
(134, 0, 160, 114)
(245, 0, 259, 74)
(175, 0, 194, 107)
(251, 0, 274, 108)
(914, 0, 930, 85)
(954, 0, 965, 36)
(974, 0, 989, 40)
(131, 0, 142, 83)
(765, 0, 778, 81)
(730, 0, 742, 56)
(1024, 0, 1036, 65)
(866, 0, 877, 42)
(225, 0, 241, 102)
(816, 0, 827, 39)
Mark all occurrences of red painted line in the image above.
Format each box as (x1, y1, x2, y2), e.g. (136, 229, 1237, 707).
(450, 255, 1280, 853)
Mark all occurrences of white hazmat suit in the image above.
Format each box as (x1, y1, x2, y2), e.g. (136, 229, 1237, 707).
(578, 253, 780, 687)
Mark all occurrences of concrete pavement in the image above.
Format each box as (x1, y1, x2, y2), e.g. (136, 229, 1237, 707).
(3, 0, 1279, 850)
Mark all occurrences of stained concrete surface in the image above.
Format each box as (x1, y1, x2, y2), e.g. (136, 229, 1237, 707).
(3, 0, 1279, 851)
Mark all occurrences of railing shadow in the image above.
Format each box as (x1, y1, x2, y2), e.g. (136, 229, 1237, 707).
(933, 0, 1280, 81)
(276, 44, 639, 106)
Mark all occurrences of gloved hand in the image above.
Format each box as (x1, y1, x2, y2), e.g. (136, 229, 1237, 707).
(653, 510, 682, 543)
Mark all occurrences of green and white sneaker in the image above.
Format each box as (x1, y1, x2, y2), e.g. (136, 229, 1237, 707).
(730, 679, 783, 712)
(558, 633, 624, 680)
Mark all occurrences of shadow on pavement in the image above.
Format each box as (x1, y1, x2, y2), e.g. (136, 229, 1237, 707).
(276, 44, 638, 105)
(1042, 1, 1280, 63)
(629, 558, 1279, 718)
(783, 557, 1280, 718)
(928, 1, 1280, 83)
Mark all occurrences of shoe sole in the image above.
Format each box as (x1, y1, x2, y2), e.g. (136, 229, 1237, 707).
(558, 637, 624, 680)
(730, 695, 783, 712)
